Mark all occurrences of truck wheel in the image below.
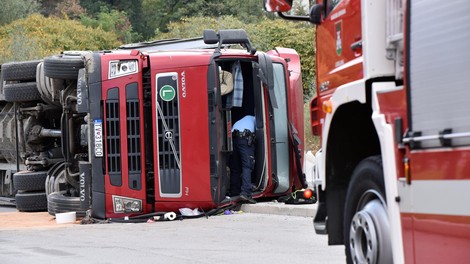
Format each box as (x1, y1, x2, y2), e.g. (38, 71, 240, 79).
(36, 62, 58, 106)
(13, 171, 47, 192)
(15, 191, 47, 212)
(1, 60, 41, 82)
(48, 191, 86, 217)
(3, 82, 41, 102)
(44, 53, 85, 79)
(343, 156, 392, 264)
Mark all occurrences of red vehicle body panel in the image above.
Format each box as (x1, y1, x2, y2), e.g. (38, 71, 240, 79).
(404, 149, 470, 263)
(375, 89, 407, 179)
(99, 53, 148, 218)
(311, 0, 362, 140)
(149, 52, 213, 212)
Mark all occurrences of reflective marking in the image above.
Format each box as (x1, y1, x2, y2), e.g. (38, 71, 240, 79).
(398, 179, 470, 216)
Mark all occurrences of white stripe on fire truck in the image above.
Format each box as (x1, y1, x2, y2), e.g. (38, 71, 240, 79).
(397, 179, 470, 216)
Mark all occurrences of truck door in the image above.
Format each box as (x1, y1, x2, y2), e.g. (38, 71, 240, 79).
(401, 1, 470, 262)
(259, 53, 292, 193)
(316, 0, 362, 92)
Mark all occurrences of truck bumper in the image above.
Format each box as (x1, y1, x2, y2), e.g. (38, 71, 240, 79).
(78, 53, 106, 219)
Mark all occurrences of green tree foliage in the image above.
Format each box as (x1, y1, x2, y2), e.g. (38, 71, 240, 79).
(54, 0, 86, 19)
(80, 0, 144, 41)
(142, 0, 264, 40)
(38, 0, 61, 15)
(250, 18, 316, 97)
(155, 16, 245, 39)
(0, 14, 121, 63)
(156, 16, 315, 96)
(80, 7, 138, 43)
(0, 0, 39, 26)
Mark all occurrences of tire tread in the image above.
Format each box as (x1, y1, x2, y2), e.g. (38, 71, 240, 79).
(15, 191, 47, 212)
(1, 60, 41, 81)
(3, 82, 41, 102)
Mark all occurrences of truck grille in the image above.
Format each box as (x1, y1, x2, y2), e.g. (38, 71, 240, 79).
(126, 83, 142, 190)
(156, 73, 181, 196)
(106, 88, 121, 186)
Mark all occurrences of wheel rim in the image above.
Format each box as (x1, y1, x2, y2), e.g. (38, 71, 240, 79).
(349, 191, 392, 264)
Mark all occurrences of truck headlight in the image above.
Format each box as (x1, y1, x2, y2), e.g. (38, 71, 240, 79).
(108, 60, 138, 79)
(113, 195, 142, 213)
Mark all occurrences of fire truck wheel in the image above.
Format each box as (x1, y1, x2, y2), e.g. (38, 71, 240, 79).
(13, 171, 47, 192)
(48, 191, 86, 217)
(1, 60, 41, 82)
(3, 82, 42, 102)
(15, 191, 47, 212)
(44, 54, 84, 80)
(343, 156, 392, 264)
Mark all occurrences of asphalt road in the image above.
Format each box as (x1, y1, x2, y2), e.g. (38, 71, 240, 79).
(0, 212, 345, 264)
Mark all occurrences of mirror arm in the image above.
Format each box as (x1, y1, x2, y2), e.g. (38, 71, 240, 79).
(277, 12, 310, 22)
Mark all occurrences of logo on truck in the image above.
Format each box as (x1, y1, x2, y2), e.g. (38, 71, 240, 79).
(164, 130, 173, 140)
(160, 85, 176, 101)
(335, 21, 342, 56)
(181, 71, 186, 98)
(80, 172, 86, 202)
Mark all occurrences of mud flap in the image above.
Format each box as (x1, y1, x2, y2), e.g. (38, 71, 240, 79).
(79, 162, 92, 211)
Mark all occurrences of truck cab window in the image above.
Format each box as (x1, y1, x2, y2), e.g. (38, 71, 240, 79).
(326, 0, 341, 17)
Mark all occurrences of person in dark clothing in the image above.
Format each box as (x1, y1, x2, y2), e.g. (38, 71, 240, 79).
(229, 115, 256, 204)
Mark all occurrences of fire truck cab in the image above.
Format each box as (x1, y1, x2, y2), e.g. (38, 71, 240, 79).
(0, 29, 306, 219)
(265, 0, 470, 263)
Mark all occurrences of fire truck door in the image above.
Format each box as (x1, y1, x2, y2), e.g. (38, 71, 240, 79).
(316, 0, 362, 91)
(401, 1, 470, 262)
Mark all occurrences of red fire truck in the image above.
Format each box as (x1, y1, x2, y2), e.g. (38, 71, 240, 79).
(265, 0, 470, 263)
(0, 29, 307, 219)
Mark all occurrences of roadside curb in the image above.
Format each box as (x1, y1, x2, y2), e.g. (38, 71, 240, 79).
(240, 202, 316, 217)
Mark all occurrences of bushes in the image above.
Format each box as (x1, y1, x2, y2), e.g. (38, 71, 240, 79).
(0, 13, 121, 63)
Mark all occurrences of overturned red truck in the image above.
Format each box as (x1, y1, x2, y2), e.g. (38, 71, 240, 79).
(0, 29, 307, 219)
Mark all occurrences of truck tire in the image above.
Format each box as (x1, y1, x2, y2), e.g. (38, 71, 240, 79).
(1, 60, 41, 82)
(15, 191, 47, 212)
(13, 171, 47, 192)
(48, 191, 86, 217)
(343, 156, 392, 264)
(3, 82, 41, 102)
(44, 54, 84, 79)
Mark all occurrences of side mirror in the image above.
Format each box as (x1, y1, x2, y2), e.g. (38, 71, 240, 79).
(203, 29, 257, 55)
(203, 29, 218, 44)
(263, 0, 293, 13)
(309, 4, 323, 25)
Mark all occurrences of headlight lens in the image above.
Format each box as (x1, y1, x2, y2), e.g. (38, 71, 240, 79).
(113, 195, 142, 213)
(108, 60, 138, 79)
